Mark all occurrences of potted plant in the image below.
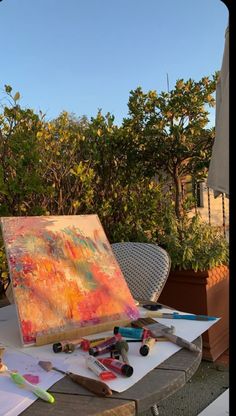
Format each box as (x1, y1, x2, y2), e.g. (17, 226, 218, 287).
(158, 212, 229, 362)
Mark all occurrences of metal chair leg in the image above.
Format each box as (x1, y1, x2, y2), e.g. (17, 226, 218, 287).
(151, 403, 159, 416)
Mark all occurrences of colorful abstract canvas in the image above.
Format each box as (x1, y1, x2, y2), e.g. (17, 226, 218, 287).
(1, 215, 139, 346)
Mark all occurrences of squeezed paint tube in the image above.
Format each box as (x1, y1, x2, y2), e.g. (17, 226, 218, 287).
(86, 356, 117, 380)
(98, 358, 133, 377)
(52, 338, 83, 353)
(89, 334, 122, 356)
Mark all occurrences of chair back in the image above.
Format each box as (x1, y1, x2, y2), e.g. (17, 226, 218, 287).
(111, 242, 171, 302)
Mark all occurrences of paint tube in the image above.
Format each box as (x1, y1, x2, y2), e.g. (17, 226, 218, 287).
(139, 336, 156, 356)
(89, 333, 122, 356)
(80, 337, 109, 352)
(98, 358, 133, 377)
(86, 356, 117, 380)
(141, 328, 150, 340)
(52, 338, 83, 353)
(113, 326, 144, 339)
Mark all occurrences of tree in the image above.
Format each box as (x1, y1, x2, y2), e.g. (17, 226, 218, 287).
(36, 111, 95, 215)
(123, 74, 217, 218)
(0, 85, 45, 215)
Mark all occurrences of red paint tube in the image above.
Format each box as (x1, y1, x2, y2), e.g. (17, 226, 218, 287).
(86, 356, 117, 381)
(98, 358, 133, 377)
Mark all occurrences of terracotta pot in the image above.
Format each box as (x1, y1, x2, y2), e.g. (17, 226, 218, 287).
(158, 265, 229, 361)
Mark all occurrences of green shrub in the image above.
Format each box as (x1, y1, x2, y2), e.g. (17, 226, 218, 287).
(157, 212, 229, 272)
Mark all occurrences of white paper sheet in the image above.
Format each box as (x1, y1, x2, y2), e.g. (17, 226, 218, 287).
(0, 304, 219, 416)
(0, 348, 63, 416)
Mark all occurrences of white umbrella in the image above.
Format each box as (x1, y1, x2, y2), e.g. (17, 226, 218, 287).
(207, 25, 229, 197)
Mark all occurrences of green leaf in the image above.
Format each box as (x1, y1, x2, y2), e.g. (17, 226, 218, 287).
(4, 85, 12, 93)
(13, 92, 20, 102)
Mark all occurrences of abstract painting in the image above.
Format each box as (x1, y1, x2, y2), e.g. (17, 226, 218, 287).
(1, 215, 139, 346)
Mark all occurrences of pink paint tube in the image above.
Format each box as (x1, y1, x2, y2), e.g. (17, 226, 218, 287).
(141, 328, 150, 340)
(86, 356, 117, 380)
(98, 358, 133, 377)
(89, 333, 122, 356)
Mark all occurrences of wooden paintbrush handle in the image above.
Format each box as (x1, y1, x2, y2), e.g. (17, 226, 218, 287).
(68, 373, 112, 397)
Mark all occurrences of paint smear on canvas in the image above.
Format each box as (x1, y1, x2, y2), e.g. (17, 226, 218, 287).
(1, 215, 139, 345)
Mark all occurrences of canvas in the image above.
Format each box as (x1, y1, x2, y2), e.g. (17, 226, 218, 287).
(0, 215, 139, 346)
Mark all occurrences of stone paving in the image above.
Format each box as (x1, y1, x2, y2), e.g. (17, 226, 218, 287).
(141, 350, 229, 416)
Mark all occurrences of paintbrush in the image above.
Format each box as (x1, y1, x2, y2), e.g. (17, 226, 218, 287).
(1, 366, 54, 403)
(0, 349, 54, 403)
(38, 360, 112, 397)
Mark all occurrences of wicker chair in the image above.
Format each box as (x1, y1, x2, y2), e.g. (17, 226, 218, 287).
(111, 242, 171, 303)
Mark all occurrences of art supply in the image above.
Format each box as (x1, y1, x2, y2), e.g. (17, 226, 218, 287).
(114, 326, 144, 339)
(131, 317, 157, 328)
(110, 348, 120, 360)
(142, 304, 163, 310)
(125, 338, 167, 342)
(139, 337, 156, 356)
(98, 358, 133, 377)
(89, 334, 122, 356)
(125, 334, 168, 343)
(143, 322, 200, 352)
(144, 311, 217, 321)
(114, 340, 130, 364)
(131, 319, 168, 338)
(1, 350, 48, 401)
(141, 328, 150, 340)
(86, 356, 117, 380)
(9, 372, 55, 403)
(145, 322, 175, 338)
(80, 337, 109, 352)
(53, 338, 83, 353)
(1, 361, 54, 404)
(38, 360, 112, 397)
(161, 330, 201, 353)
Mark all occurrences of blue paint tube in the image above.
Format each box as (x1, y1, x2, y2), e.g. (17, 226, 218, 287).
(113, 326, 144, 339)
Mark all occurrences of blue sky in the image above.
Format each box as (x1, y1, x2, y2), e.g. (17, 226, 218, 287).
(0, 0, 228, 125)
